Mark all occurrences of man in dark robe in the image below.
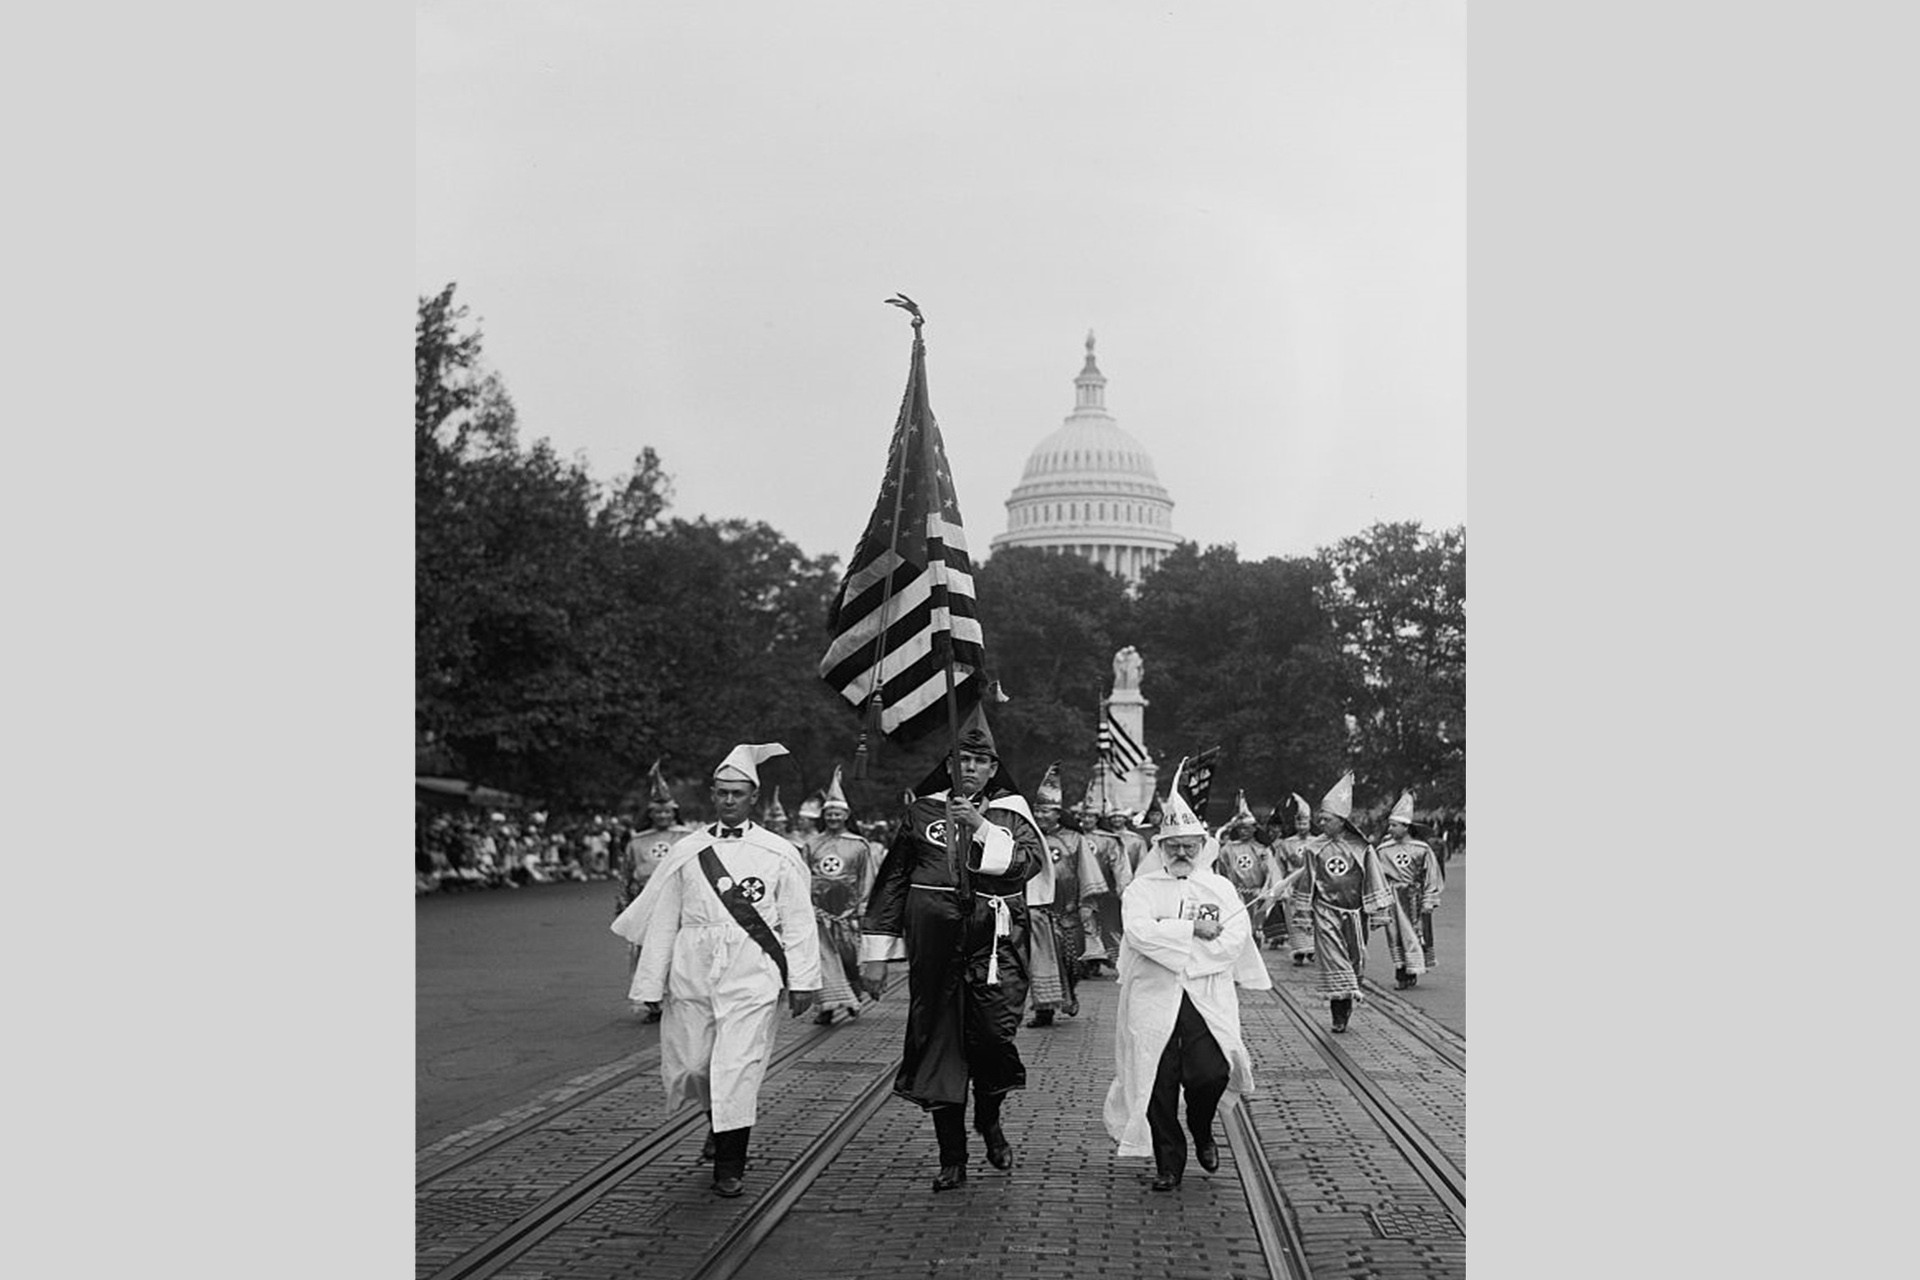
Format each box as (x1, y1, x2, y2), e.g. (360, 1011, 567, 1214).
(858, 706, 1046, 1192)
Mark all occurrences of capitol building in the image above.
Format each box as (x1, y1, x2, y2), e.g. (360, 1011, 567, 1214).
(988, 333, 1180, 587)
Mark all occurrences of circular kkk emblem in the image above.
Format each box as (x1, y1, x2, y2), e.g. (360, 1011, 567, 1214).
(1323, 853, 1352, 877)
(1234, 851, 1257, 873)
(924, 819, 949, 847)
(1196, 903, 1221, 923)
(1388, 848, 1412, 871)
(1050, 844, 1065, 863)
(737, 876, 767, 903)
(645, 839, 672, 865)
(816, 852, 846, 877)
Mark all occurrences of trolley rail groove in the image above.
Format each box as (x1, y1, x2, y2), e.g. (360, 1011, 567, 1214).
(1225, 1096, 1314, 1279)
(417, 973, 904, 1190)
(1355, 978, 1467, 1074)
(1268, 982, 1466, 1230)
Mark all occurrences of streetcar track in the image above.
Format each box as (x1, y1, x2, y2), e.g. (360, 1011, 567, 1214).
(1224, 1098, 1313, 1280)
(1355, 978, 1466, 1073)
(683, 1059, 898, 1280)
(418, 973, 905, 1189)
(1266, 982, 1466, 1229)
(419, 976, 907, 1280)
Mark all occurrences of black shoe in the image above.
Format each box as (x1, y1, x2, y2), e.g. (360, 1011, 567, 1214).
(983, 1128, 1012, 1170)
(701, 1131, 716, 1161)
(1194, 1138, 1218, 1172)
(1063, 995, 1079, 1017)
(1406, 974, 1418, 987)
(712, 1175, 744, 1198)
(932, 1165, 967, 1192)
(1027, 1008, 1054, 1028)
(1151, 1171, 1181, 1192)
(814, 1010, 835, 1025)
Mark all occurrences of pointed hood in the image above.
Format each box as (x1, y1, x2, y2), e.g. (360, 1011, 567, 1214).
(1388, 791, 1416, 825)
(822, 764, 851, 816)
(1319, 771, 1355, 821)
(1289, 793, 1311, 823)
(761, 787, 789, 825)
(713, 742, 788, 787)
(1153, 759, 1210, 842)
(1035, 761, 1064, 808)
(1228, 790, 1256, 828)
(1075, 776, 1101, 815)
(797, 790, 825, 821)
(955, 703, 1000, 759)
(646, 759, 674, 806)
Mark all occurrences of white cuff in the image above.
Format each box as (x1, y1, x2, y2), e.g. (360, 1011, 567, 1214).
(858, 933, 907, 963)
(970, 821, 1014, 876)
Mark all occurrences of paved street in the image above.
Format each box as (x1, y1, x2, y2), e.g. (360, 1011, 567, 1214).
(417, 857, 1467, 1277)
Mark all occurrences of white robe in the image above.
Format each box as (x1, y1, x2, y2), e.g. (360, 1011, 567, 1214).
(610, 823, 821, 1131)
(1103, 859, 1269, 1158)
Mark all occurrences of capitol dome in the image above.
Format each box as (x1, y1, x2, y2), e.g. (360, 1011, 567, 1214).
(988, 333, 1180, 586)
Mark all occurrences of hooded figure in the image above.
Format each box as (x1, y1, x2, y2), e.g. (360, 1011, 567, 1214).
(610, 742, 821, 1197)
(805, 764, 879, 1024)
(1026, 762, 1093, 1024)
(1272, 792, 1316, 961)
(616, 760, 696, 992)
(1376, 790, 1445, 986)
(1103, 769, 1269, 1192)
(857, 704, 1047, 1192)
(1271, 771, 1392, 1032)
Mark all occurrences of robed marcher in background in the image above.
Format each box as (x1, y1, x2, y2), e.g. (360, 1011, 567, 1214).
(858, 706, 1047, 1192)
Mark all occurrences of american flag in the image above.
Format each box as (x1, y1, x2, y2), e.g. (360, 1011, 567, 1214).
(819, 328, 985, 744)
(1098, 711, 1147, 779)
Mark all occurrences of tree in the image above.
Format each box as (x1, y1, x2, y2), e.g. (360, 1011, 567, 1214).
(971, 547, 1133, 797)
(1131, 543, 1352, 824)
(1318, 521, 1466, 815)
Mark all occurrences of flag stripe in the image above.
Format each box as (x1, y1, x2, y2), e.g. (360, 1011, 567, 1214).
(819, 333, 989, 747)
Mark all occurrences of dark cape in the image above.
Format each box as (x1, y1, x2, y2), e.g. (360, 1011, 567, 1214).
(862, 763, 1046, 1108)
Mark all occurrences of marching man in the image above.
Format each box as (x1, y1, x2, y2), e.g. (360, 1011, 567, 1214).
(610, 743, 820, 1198)
(1105, 772, 1269, 1191)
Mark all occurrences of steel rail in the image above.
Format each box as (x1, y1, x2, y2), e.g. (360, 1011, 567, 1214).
(682, 1058, 900, 1280)
(420, 978, 905, 1280)
(1224, 1097, 1314, 1280)
(1266, 983, 1466, 1229)
(417, 972, 904, 1188)
(1354, 978, 1467, 1074)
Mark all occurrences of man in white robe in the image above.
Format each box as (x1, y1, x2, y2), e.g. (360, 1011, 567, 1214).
(611, 742, 821, 1198)
(1105, 776, 1269, 1191)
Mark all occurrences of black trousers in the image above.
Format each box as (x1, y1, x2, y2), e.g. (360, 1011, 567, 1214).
(931, 1086, 1006, 1166)
(1147, 992, 1229, 1176)
(712, 1125, 751, 1180)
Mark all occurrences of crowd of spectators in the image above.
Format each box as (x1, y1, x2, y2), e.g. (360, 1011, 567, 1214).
(414, 805, 896, 896)
(415, 808, 620, 894)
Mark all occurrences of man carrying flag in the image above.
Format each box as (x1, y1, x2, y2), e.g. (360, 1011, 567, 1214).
(857, 708, 1045, 1191)
(824, 300, 1044, 1192)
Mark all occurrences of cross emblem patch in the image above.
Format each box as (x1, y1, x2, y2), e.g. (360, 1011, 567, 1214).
(737, 877, 767, 903)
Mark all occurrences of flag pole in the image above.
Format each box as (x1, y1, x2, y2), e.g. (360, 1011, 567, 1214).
(850, 304, 921, 780)
(905, 305, 971, 897)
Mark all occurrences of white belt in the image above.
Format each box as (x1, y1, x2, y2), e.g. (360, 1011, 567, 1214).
(908, 886, 1016, 986)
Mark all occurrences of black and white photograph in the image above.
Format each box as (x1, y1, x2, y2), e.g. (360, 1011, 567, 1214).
(413, 3, 1464, 1277)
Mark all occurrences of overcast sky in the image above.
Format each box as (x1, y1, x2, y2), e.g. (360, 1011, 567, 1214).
(417, 1, 1463, 567)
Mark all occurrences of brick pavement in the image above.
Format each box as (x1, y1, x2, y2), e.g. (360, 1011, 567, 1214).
(416, 946, 1466, 1279)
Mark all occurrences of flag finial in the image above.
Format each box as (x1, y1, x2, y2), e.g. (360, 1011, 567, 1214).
(884, 293, 923, 329)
